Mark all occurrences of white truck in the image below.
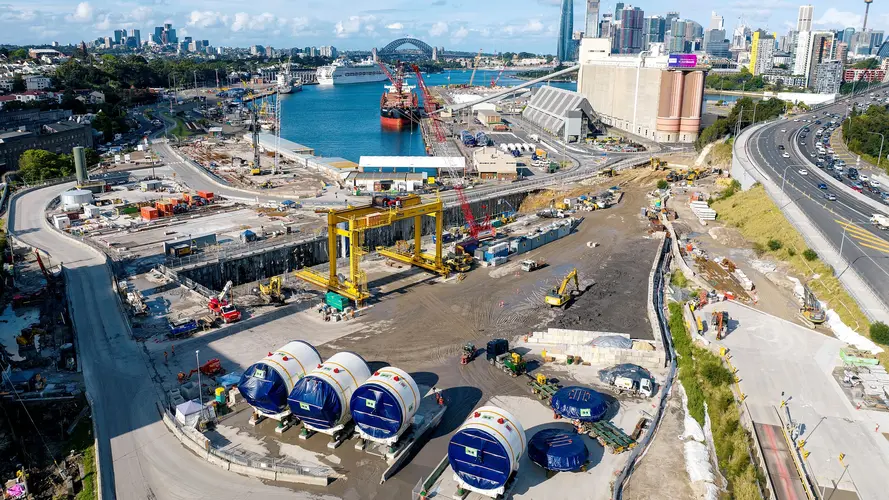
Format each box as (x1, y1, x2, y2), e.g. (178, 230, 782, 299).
(872, 213, 889, 230)
(613, 376, 655, 397)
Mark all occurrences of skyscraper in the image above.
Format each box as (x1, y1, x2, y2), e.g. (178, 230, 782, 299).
(614, 3, 625, 17)
(670, 19, 688, 52)
(557, 0, 574, 62)
(130, 29, 141, 48)
(585, 0, 600, 38)
(709, 11, 724, 31)
(807, 32, 834, 87)
(113, 29, 125, 45)
(750, 31, 776, 76)
(599, 13, 614, 39)
(797, 5, 814, 32)
(613, 5, 644, 54)
(644, 16, 666, 46)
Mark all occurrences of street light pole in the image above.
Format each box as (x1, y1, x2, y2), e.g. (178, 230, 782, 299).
(752, 100, 761, 124)
(867, 131, 885, 169)
(195, 350, 204, 423)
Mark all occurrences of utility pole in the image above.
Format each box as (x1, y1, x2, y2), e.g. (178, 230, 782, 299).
(215, 68, 219, 89)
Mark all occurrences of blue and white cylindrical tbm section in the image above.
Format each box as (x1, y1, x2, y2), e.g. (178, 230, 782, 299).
(447, 406, 526, 497)
(349, 367, 421, 445)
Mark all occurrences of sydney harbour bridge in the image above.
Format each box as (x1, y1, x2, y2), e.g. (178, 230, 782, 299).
(344, 37, 490, 61)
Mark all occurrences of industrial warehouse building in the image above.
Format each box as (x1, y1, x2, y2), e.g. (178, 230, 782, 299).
(358, 156, 465, 177)
(472, 147, 518, 181)
(344, 172, 427, 192)
(576, 38, 706, 144)
(521, 86, 598, 143)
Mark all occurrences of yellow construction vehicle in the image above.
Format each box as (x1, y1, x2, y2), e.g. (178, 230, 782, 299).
(650, 157, 667, 170)
(800, 284, 826, 325)
(545, 268, 581, 308)
(251, 167, 262, 175)
(445, 253, 472, 272)
(258, 276, 285, 305)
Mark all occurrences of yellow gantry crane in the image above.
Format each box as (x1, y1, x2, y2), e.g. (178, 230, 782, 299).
(295, 194, 447, 305)
(468, 49, 483, 87)
(545, 268, 580, 308)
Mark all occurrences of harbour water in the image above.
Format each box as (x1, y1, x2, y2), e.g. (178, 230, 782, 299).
(277, 69, 575, 162)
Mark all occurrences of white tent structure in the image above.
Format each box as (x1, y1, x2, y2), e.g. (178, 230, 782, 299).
(175, 400, 213, 427)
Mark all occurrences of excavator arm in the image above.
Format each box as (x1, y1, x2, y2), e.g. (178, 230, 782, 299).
(557, 269, 579, 296)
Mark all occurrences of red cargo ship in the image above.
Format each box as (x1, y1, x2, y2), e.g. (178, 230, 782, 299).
(378, 61, 420, 129)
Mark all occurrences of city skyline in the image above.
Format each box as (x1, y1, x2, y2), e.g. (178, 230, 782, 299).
(0, 1, 888, 52)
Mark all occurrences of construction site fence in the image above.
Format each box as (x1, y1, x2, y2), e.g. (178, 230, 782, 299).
(164, 231, 327, 270)
(159, 405, 334, 485)
(613, 235, 677, 499)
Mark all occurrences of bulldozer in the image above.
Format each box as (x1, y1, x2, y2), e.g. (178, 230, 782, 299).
(258, 276, 285, 305)
(545, 268, 587, 308)
(445, 253, 473, 273)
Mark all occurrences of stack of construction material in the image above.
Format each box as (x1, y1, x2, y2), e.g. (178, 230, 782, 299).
(689, 201, 716, 221)
(733, 269, 754, 291)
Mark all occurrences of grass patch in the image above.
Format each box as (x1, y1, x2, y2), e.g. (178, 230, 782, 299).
(709, 142, 733, 167)
(67, 418, 97, 500)
(671, 270, 689, 288)
(709, 184, 883, 363)
(668, 302, 762, 499)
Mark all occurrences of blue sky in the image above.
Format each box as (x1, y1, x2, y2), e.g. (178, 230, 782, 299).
(0, 1, 884, 52)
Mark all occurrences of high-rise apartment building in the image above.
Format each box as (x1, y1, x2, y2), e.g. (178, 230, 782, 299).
(613, 5, 644, 54)
(704, 29, 730, 58)
(557, 0, 574, 62)
(814, 60, 843, 94)
(750, 31, 776, 76)
(585, 0, 600, 38)
(599, 13, 614, 39)
(614, 3, 625, 17)
(669, 19, 688, 52)
(794, 31, 811, 76)
(805, 32, 834, 88)
(644, 16, 666, 46)
(836, 42, 849, 62)
(319, 45, 338, 58)
(797, 5, 814, 32)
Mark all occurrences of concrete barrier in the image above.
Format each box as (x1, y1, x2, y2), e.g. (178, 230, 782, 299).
(527, 328, 665, 370)
(159, 405, 335, 486)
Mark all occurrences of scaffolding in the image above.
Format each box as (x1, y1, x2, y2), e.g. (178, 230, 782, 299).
(294, 194, 447, 305)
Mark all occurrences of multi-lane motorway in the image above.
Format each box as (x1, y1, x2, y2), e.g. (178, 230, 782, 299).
(746, 98, 889, 311)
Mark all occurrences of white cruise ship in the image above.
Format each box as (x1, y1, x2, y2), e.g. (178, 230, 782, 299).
(316, 58, 389, 85)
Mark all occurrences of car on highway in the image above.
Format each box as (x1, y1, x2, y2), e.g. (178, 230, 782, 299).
(783, 152, 791, 158)
(781, 129, 787, 132)
(852, 183, 863, 192)
(872, 179, 881, 187)
(860, 174, 870, 182)
(818, 183, 828, 189)
(824, 192, 837, 201)
(798, 168, 809, 175)
(779, 144, 785, 150)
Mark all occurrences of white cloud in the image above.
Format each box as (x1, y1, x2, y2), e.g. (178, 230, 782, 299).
(430, 21, 448, 37)
(70, 2, 94, 23)
(0, 7, 36, 22)
(130, 6, 153, 22)
(188, 11, 227, 29)
(452, 26, 469, 41)
(525, 19, 544, 33)
(813, 8, 861, 29)
(386, 22, 403, 30)
(94, 14, 112, 31)
(334, 15, 376, 38)
(230, 12, 276, 32)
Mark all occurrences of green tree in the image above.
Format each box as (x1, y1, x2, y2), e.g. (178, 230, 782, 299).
(18, 150, 70, 182)
(11, 74, 25, 92)
(9, 48, 28, 61)
(853, 58, 879, 69)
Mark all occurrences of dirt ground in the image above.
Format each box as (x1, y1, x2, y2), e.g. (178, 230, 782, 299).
(622, 384, 695, 500)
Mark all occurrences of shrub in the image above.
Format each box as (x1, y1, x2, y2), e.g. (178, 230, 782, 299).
(657, 179, 669, 190)
(671, 271, 688, 288)
(803, 249, 818, 261)
(699, 357, 735, 386)
(767, 239, 782, 251)
(871, 322, 889, 345)
(752, 242, 766, 256)
(787, 247, 796, 257)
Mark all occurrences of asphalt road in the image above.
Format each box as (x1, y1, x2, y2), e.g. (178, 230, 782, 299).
(747, 101, 889, 310)
(7, 185, 325, 500)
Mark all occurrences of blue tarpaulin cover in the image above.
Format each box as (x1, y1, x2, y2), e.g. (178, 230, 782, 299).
(350, 382, 404, 440)
(288, 376, 343, 430)
(448, 427, 513, 491)
(528, 428, 590, 471)
(237, 363, 289, 414)
(551, 386, 609, 422)
(597, 364, 653, 385)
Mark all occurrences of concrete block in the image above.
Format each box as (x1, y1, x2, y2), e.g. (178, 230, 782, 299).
(206, 453, 230, 470)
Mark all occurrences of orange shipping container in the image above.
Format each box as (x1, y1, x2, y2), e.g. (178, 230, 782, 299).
(197, 191, 214, 200)
(141, 207, 159, 220)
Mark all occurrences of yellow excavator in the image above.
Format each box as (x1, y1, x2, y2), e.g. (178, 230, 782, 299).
(545, 268, 581, 308)
(258, 276, 285, 305)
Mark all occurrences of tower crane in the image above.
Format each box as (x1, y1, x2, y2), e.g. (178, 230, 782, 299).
(468, 49, 483, 87)
(411, 64, 445, 142)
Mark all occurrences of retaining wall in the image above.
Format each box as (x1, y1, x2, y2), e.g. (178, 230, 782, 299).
(526, 328, 665, 370)
(174, 191, 530, 291)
